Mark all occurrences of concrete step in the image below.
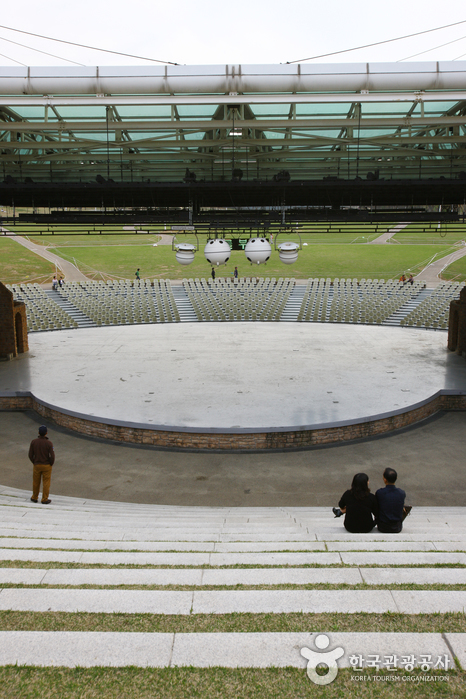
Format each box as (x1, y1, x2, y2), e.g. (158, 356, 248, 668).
(0, 484, 464, 673)
(280, 286, 307, 321)
(384, 288, 433, 326)
(1, 588, 466, 614)
(1, 566, 465, 586)
(0, 631, 459, 669)
(45, 290, 96, 328)
(2, 537, 462, 552)
(2, 548, 465, 565)
(171, 286, 198, 322)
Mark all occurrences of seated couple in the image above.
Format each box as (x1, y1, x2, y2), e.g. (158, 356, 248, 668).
(333, 468, 409, 533)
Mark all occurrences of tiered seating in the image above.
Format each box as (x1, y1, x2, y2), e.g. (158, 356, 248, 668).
(6, 283, 78, 332)
(57, 279, 180, 325)
(0, 488, 463, 675)
(182, 277, 295, 321)
(7, 278, 464, 332)
(297, 278, 425, 325)
(401, 281, 465, 329)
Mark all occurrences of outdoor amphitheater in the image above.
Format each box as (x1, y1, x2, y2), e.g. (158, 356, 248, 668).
(1, 61, 466, 696)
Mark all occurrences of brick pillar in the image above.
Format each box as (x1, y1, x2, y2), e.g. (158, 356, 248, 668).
(0, 281, 28, 360)
(448, 286, 466, 356)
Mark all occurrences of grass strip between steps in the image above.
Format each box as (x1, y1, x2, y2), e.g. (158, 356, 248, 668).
(1, 560, 465, 569)
(0, 583, 466, 591)
(0, 611, 465, 634)
(0, 667, 464, 699)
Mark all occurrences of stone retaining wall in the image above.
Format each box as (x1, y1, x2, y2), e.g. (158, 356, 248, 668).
(1, 392, 465, 451)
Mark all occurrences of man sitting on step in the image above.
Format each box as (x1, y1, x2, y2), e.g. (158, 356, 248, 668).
(376, 468, 406, 534)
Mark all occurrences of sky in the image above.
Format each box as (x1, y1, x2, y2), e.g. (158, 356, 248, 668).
(0, 0, 466, 67)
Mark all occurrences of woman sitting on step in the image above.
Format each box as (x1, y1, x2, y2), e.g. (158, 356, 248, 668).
(333, 473, 379, 533)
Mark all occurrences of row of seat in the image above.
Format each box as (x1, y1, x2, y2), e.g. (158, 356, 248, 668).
(5, 283, 78, 332)
(401, 282, 465, 329)
(297, 279, 427, 324)
(55, 280, 180, 325)
(186, 288, 293, 322)
(6, 277, 465, 332)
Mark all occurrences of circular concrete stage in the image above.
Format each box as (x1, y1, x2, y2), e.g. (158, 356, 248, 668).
(1, 323, 466, 450)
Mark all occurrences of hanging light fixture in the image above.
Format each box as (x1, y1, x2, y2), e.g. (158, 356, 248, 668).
(244, 237, 272, 265)
(172, 228, 198, 265)
(204, 238, 231, 266)
(175, 242, 196, 265)
(277, 241, 299, 265)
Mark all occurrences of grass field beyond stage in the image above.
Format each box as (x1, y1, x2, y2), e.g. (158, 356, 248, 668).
(49, 242, 453, 281)
(0, 236, 55, 283)
(1, 221, 465, 282)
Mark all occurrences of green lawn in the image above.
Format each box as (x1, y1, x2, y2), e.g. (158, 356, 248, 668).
(0, 236, 55, 283)
(440, 256, 466, 282)
(0, 222, 458, 283)
(5, 225, 163, 248)
(393, 223, 466, 245)
(49, 242, 453, 281)
(0, 667, 463, 699)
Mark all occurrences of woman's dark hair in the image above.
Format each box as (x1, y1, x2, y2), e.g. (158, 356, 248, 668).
(351, 472, 370, 499)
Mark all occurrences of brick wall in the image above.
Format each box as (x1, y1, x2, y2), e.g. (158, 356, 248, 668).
(0, 282, 28, 359)
(1, 392, 465, 451)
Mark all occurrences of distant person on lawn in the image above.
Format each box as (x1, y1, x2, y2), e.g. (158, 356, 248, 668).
(29, 425, 55, 505)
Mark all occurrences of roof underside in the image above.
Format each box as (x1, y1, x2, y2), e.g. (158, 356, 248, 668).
(0, 63, 465, 211)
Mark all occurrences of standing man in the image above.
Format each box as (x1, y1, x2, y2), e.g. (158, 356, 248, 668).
(29, 425, 55, 505)
(135, 268, 141, 280)
(211, 267, 216, 281)
(376, 468, 406, 533)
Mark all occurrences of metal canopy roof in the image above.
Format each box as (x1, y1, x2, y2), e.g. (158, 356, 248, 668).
(0, 62, 465, 211)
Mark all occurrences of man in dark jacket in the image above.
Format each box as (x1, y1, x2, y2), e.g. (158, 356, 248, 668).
(376, 468, 406, 533)
(29, 425, 55, 504)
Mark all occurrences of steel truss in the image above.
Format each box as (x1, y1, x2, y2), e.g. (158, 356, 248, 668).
(0, 63, 465, 187)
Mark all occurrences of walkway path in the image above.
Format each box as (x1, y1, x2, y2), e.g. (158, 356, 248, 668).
(2, 404, 466, 508)
(3, 229, 88, 282)
(367, 221, 466, 287)
(415, 244, 466, 288)
(369, 222, 409, 244)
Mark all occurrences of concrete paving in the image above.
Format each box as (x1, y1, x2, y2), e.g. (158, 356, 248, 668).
(2, 323, 464, 431)
(414, 243, 466, 287)
(340, 552, 466, 565)
(0, 631, 457, 669)
(2, 588, 466, 615)
(369, 223, 409, 244)
(1, 409, 466, 506)
(4, 566, 466, 586)
(449, 634, 466, 671)
(0, 567, 365, 586)
(7, 234, 88, 282)
(0, 589, 194, 614)
(360, 568, 466, 585)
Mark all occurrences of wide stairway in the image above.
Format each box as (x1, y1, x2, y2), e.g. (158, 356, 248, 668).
(0, 487, 464, 677)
